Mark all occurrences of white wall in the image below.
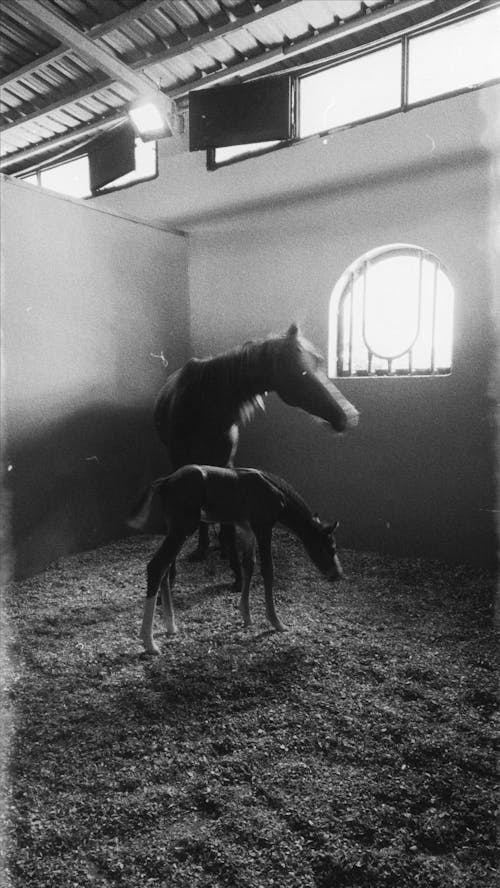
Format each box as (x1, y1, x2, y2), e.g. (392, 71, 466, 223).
(1, 177, 189, 576)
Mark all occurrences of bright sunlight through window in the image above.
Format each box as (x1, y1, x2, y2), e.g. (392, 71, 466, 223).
(299, 43, 402, 138)
(408, 6, 500, 103)
(22, 140, 156, 199)
(211, 7, 499, 168)
(214, 140, 281, 164)
(330, 245, 454, 377)
(41, 156, 91, 199)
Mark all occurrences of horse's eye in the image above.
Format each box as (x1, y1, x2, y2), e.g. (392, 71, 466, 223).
(301, 370, 308, 376)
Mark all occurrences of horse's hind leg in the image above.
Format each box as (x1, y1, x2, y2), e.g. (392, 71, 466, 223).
(255, 525, 286, 632)
(220, 524, 243, 592)
(141, 534, 184, 654)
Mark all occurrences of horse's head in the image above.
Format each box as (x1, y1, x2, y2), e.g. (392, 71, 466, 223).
(273, 324, 359, 433)
(310, 517, 343, 581)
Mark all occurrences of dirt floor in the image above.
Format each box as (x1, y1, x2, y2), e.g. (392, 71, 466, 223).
(1, 529, 498, 887)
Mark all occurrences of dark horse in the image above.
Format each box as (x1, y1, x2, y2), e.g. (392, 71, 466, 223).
(154, 323, 358, 561)
(129, 465, 343, 655)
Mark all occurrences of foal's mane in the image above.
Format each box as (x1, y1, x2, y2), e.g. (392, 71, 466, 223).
(259, 470, 321, 532)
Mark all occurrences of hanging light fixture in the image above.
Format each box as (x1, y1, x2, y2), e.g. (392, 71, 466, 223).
(128, 92, 172, 141)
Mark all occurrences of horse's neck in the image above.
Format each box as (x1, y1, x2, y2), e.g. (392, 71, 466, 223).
(280, 503, 318, 557)
(234, 340, 276, 399)
(266, 476, 320, 562)
(208, 340, 277, 405)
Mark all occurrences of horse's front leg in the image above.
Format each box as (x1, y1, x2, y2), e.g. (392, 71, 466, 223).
(255, 525, 286, 632)
(237, 524, 256, 627)
(141, 534, 184, 654)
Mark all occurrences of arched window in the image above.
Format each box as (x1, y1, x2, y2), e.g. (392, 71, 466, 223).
(329, 245, 454, 378)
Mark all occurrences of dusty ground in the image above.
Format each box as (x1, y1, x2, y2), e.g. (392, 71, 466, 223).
(1, 529, 498, 887)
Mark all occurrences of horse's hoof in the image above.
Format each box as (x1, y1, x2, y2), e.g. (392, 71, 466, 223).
(187, 547, 209, 562)
(272, 622, 287, 633)
(141, 647, 160, 657)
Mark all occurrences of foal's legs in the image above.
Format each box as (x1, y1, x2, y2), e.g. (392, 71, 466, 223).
(220, 523, 243, 592)
(188, 522, 210, 561)
(255, 525, 286, 632)
(237, 524, 256, 627)
(140, 532, 185, 654)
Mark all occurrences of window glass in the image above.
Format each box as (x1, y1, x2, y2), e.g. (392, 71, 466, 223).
(408, 7, 500, 103)
(40, 156, 91, 198)
(299, 43, 402, 138)
(214, 141, 281, 165)
(19, 139, 156, 198)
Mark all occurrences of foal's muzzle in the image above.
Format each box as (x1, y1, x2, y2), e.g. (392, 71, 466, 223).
(328, 554, 343, 581)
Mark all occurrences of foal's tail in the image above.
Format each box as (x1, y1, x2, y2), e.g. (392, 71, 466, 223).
(127, 478, 165, 530)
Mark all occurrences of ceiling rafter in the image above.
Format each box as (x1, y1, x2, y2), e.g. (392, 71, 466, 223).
(87, 0, 181, 39)
(166, 0, 445, 98)
(0, 108, 128, 171)
(0, 0, 492, 172)
(1, 76, 115, 133)
(125, 0, 306, 69)
(0, 0, 305, 144)
(6, 0, 169, 101)
(1, 0, 305, 92)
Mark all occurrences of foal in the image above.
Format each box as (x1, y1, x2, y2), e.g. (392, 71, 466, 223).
(129, 465, 343, 655)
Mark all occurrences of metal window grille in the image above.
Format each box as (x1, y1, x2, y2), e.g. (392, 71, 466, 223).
(335, 246, 453, 377)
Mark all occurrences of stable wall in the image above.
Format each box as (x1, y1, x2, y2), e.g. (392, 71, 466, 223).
(187, 92, 497, 566)
(1, 177, 189, 578)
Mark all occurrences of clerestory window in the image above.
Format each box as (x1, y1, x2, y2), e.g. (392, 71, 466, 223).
(329, 245, 454, 378)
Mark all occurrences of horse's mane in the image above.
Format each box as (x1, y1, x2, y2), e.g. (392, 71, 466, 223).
(186, 339, 272, 424)
(178, 327, 325, 426)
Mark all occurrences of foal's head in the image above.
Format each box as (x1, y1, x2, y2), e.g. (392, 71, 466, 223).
(309, 517, 343, 581)
(273, 324, 359, 433)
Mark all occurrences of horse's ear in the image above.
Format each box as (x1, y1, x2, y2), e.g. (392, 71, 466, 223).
(286, 322, 299, 338)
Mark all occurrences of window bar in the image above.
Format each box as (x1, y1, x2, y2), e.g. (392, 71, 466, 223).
(337, 292, 345, 376)
(401, 35, 409, 109)
(415, 249, 424, 372)
(348, 274, 354, 376)
(361, 261, 369, 372)
(430, 261, 439, 372)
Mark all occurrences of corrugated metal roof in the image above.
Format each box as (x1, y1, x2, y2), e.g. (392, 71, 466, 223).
(0, 0, 490, 171)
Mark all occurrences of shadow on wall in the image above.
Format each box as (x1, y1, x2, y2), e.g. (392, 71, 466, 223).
(4, 401, 170, 580)
(235, 391, 497, 568)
